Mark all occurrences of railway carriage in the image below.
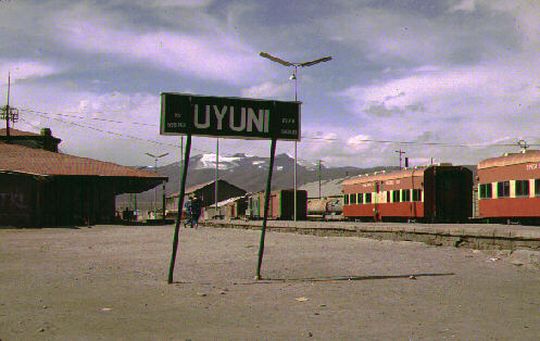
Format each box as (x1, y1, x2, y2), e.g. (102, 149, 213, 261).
(247, 189, 307, 220)
(342, 165, 472, 222)
(477, 150, 540, 223)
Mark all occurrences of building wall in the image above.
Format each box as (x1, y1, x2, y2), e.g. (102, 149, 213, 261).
(0, 174, 117, 227)
(0, 174, 37, 226)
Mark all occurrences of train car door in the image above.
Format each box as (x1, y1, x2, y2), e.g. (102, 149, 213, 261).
(434, 167, 473, 222)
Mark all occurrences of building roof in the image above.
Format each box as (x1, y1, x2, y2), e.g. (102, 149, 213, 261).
(0, 142, 167, 180)
(478, 150, 540, 170)
(168, 179, 246, 198)
(211, 195, 247, 208)
(0, 128, 41, 136)
(342, 167, 427, 186)
(299, 177, 350, 198)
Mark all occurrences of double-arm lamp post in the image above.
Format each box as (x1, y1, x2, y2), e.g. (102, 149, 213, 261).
(145, 152, 169, 220)
(259, 52, 332, 221)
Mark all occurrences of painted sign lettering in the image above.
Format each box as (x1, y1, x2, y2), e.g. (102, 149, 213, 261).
(526, 163, 540, 171)
(160, 93, 301, 141)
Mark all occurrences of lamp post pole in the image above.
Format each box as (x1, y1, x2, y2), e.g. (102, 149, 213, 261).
(145, 152, 169, 219)
(259, 52, 332, 221)
(395, 149, 406, 170)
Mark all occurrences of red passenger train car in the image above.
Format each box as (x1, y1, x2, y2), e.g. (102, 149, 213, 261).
(477, 150, 540, 223)
(342, 165, 472, 222)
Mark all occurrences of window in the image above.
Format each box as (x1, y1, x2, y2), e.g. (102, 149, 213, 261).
(357, 193, 364, 204)
(392, 190, 400, 203)
(536, 179, 540, 197)
(402, 189, 411, 202)
(365, 193, 372, 203)
(344, 194, 349, 205)
(412, 189, 422, 202)
(350, 193, 357, 204)
(515, 180, 530, 197)
(497, 181, 510, 198)
(479, 183, 492, 199)
(386, 191, 391, 203)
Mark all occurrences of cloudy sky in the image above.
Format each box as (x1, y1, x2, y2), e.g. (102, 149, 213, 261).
(1, 0, 539, 168)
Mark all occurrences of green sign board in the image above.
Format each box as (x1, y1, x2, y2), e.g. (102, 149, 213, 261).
(160, 93, 301, 141)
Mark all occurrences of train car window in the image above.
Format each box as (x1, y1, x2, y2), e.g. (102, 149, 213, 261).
(412, 189, 422, 202)
(386, 191, 391, 203)
(497, 181, 510, 198)
(350, 193, 357, 204)
(479, 183, 492, 199)
(344, 194, 349, 205)
(358, 193, 364, 204)
(403, 189, 411, 202)
(536, 179, 540, 197)
(515, 180, 530, 197)
(392, 190, 400, 203)
(365, 193, 372, 203)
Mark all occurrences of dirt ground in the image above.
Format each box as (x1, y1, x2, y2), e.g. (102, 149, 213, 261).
(1, 224, 539, 340)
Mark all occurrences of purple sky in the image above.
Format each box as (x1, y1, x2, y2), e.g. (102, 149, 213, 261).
(1, 0, 539, 168)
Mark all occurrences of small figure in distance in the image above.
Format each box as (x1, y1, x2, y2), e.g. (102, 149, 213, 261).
(184, 196, 193, 228)
(190, 195, 202, 228)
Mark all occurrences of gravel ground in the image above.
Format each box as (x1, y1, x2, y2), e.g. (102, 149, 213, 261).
(1, 224, 539, 340)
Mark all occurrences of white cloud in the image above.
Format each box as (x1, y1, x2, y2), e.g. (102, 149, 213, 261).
(340, 58, 540, 120)
(0, 60, 60, 85)
(141, 0, 214, 8)
(346, 134, 372, 152)
(449, 0, 476, 12)
(52, 7, 267, 85)
(240, 81, 291, 99)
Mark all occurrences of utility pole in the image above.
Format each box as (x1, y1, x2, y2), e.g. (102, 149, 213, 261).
(1, 73, 19, 141)
(395, 149, 406, 169)
(318, 159, 323, 199)
(145, 152, 169, 219)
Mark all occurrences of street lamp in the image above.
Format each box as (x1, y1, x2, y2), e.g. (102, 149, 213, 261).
(259, 51, 332, 221)
(145, 152, 169, 220)
(395, 149, 406, 169)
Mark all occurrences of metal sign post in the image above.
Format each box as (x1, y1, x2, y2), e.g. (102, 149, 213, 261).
(161, 93, 300, 283)
(167, 134, 192, 284)
(256, 138, 277, 279)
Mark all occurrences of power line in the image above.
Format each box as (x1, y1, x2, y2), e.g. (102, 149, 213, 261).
(21, 107, 533, 149)
(301, 136, 538, 148)
(20, 108, 157, 127)
(17, 107, 538, 163)
(21, 109, 192, 150)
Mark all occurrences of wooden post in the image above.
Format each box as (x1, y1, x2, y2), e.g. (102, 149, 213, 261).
(167, 134, 192, 284)
(255, 138, 277, 280)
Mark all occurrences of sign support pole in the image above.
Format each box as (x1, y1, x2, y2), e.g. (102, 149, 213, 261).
(167, 134, 192, 284)
(255, 138, 277, 280)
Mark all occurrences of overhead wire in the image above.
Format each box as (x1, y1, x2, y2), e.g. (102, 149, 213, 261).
(20, 108, 157, 127)
(18, 107, 537, 163)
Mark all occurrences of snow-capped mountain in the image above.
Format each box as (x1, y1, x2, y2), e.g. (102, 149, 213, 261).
(120, 153, 389, 208)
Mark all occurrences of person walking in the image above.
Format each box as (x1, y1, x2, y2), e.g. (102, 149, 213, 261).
(183, 196, 193, 228)
(190, 195, 202, 228)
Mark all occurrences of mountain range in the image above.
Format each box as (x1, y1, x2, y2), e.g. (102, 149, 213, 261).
(119, 153, 392, 208)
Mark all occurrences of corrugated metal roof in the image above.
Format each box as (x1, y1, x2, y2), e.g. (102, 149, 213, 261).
(478, 150, 540, 170)
(0, 142, 167, 179)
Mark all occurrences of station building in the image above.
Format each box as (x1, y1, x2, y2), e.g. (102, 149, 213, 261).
(0, 128, 167, 227)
